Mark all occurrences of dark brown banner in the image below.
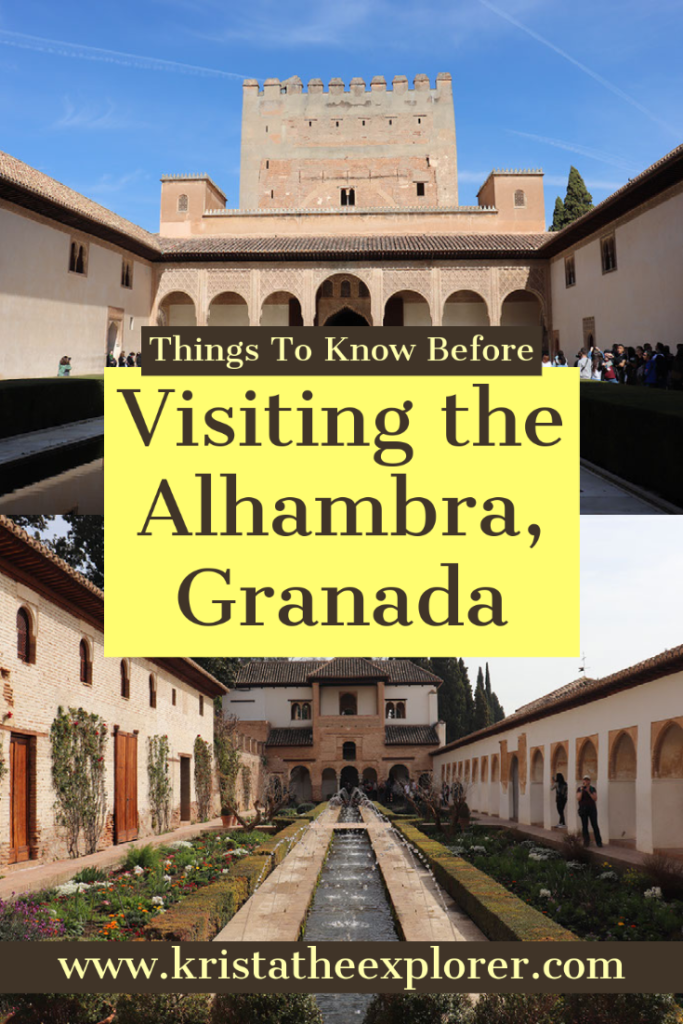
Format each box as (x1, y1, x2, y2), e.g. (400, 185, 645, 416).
(0, 942, 678, 994)
(140, 327, 542, 375)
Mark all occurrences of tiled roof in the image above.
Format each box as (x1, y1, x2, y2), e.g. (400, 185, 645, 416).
(159, 233, 550, 261)
(0, 516, 226, 696)
(540, 143, 683, 257)
(385, 724, 440, 745)
(235, 659, 442, 686)
(433, 642, 683, 756)
(266, 727, 314, 747)
(0, 150, 161, 260)
(308, 658, 387, 680)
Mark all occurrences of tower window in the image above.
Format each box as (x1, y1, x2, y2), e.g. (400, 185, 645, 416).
(120, 660, 130, 700)
(417, 117, 422, 124)
(389, 119, 393, 125)
(149, 674, 157, 708)
(343, 741, 356, 761)
(361, 120, 366, 126)
(17, 607, 35, 664)
(565, 256, 576, 288)
(270, 190, 274, 199)
(601, 234, 617, 273)
(80, 639, 92, 684)
(199, 694, 204, 716)
(335, 121, 339, 127)
(416, 182, 425, 197)
(172, 688, 177, 706)
(69, 240, 87, 275)
(177, 194, 188, 213)
(514, 189, 526, 208)
(340, 187, 355, 207)
(266, 160, 269, 169)
(309, 121, 313, 127)
(121, 259, 133, 289)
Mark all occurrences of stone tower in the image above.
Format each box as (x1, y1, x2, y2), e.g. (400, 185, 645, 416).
(239, 73, 458, 210)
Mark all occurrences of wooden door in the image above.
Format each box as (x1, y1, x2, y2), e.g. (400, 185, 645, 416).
(9, 734, 31, 864)
(115, 732, 138, 843)
(180, 756, 191, 822)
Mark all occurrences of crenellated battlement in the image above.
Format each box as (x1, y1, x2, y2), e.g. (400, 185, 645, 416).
(243, 73, 452, 96)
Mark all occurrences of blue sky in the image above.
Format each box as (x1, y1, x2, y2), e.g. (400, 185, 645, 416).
(1, 0, 681, 232)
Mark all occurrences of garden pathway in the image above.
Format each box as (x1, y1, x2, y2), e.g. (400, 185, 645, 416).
(472, 812, 659, 871)
(0, 818, 224, 900)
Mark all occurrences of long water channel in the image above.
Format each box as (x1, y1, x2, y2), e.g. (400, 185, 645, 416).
(304, 806, 399, 1023)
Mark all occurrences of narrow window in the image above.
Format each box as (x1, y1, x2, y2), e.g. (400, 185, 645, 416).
(361, 120, 366, 126)
(172, 688, 177, 706)
(416, 182, 425, 197)
(514, 189, 526, 208)
(565, 256, 576, 288)
(121, 260, 132, 289)
(265, 125, 269, 133)
(358, 281, 369, 298)
(322, 280, 333, 297)
(341, 187, 355, 207)
(177, 194, 188, 213)
(270, 190, 274, 199)
(340, 280, 351, 298)
(340, 693, 357, 716)
(291, 702, 301, 720)
(149, 674, 157, 708)
(417, 117, 422, 124)
(80, 639, 92, 684)
(120, 660, 130, 699)
(343, 741, 356, 761)
(388, 119, 393, 125)
(335, 121, 339, 127)
(17, 607, 33, 663)
(309, 120, 313, 127)
(302, 703, 311, 720)
(69, 242, 78, 272)
(385, 701, 395, 719)
(265, 160, 269, 169)
(199, 694, 204, 716)
(601, 235, 617, 273)
(396, 702, 406, 719)
(76, 246, 85, 274)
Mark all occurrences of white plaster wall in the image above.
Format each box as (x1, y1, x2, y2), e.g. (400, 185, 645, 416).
(550, 188, 683, 355)
(443, 301, 490, 326)
(0, 204, 153, 378)
(320, 684, 377, 716)
(383, 684, 433, 723)
(224, 685, 313, 725)
(209, 303, 250, 326)
(0, 571, 217, 863)
(432, 671, 683, 853)
(259, 303, 289, 326)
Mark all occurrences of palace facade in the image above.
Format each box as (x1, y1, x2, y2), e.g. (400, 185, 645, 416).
(431, 646, 683, 855)
(0, 516, 227, 867)
(2, 73, 682, 377)
(223, 657, 445, 802)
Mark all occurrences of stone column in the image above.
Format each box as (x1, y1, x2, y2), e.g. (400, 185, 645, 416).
(371, 267, 384, 327)
(431, 267, 442, 326)
(249, 269, 261, 327)
(302, 268, 316, 326)
(196, 268, 208, 327)
(489, 267, 501, 326)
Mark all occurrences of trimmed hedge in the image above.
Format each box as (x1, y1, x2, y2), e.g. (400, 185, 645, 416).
(143, 819, 315, 941)
(0, 379, 104, 440)
(580, 383, 683, 506)
(394, 822, 576, 942)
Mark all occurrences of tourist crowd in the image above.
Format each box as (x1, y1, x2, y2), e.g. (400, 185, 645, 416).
(542, 343, 683, 387)
(106, 351, 142, 367)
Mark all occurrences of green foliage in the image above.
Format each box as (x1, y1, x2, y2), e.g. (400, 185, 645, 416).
(297, 802, 316, 813)
(121, 843, 161, 872)
(214, 717, 242, 815)
(71, 866, 108, 884)
(194, 735, 214, 821)
(53, 515, 104, 590)
(148, 734, 173, 834)
(550, 195, 566, 231)
(472, 668, 491, 731)
(50, 706, 108, 857)
(5, 993, 117, 1023)
(563, 166, 594, 223)
(560, 994, 681, 1024)
(117, 993, 212, 1024)
(212, 993, 323, 1024)
(363, 993, 472, 1023)
(471, 994, 560, 1024)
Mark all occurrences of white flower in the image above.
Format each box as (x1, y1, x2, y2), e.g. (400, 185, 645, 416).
(91, 881, 112, 889)
(133, 865, 145, 875)
(168, 840, 193, 849)
(599, 871, 618, 881)
(151, 896, 164, 906)
(56, 881, 91, 895)
(644, 886, 662, 900)
(471, 845, 487, 853)
(529, 851, 551, 862)
(163, 875, 172, 884)
(222, 868, 229, 874)
(184, 864, 193, 873)
(566, 861, 586, 870)
(539, 889, 552, 899)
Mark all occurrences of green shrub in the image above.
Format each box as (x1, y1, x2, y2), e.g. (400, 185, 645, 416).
(363, 993, 473, 1023)
(470, 993, 560, 1024)
(212, 993, 323, 1024)
(6, 993, 117, 1023)
(121, 844, 161, 872)
(297, 802, 316, 814)
(0, 379, 104, 439)
(71, 866, 108, 884)
(143, 875, 249, 942)
(116, 993, 212, 1023)
(642, 854, 683, 902)
(560, 994, 682, 1024)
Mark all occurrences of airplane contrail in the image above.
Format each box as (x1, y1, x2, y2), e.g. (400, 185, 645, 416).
(0, 29, 252, 81)
(477, 0, 680, 138)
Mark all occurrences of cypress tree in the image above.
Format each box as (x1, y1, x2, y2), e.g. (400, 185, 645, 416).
(550, 195, 566, 231)
(563, 166, 593, 224)
(459, 658, 474, 736)
(472, 675, 491, 732)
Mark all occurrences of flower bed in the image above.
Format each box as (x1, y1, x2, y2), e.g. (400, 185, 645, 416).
(1, 830, 269, 942)
(442, 827, 683, 941)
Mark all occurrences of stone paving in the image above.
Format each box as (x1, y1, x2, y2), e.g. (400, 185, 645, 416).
(0, 818, 224, 899)
(215, 807, 341, 942)
(215, 806, 486, 944)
